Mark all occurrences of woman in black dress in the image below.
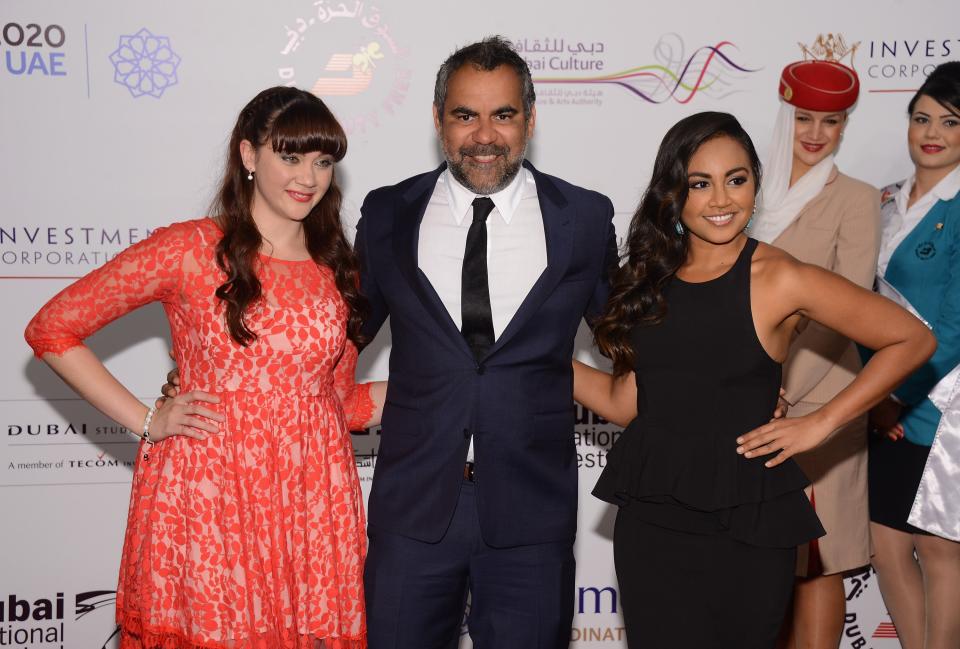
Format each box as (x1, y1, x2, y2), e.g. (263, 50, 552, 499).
(573, 112, 935, 649)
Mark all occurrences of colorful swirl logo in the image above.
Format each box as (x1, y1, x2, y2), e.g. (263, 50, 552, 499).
(535, 34, 759, 104)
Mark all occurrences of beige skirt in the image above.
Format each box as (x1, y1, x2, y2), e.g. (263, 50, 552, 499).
(789, 401, 871, 576)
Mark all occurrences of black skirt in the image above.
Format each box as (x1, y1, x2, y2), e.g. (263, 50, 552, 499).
(868, 435, 932, 535)
(613, 511, 795, 649)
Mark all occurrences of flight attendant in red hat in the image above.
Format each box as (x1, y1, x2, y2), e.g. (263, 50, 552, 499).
(749, 60, 881, 649)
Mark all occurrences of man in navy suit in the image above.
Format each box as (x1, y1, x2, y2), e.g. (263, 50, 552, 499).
(358, 36, 617, 649)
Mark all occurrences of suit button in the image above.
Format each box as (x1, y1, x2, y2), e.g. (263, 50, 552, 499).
(476, 365, 485, 375)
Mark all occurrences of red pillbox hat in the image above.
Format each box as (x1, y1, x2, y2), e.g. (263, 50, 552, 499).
(779, 60, 860, 111)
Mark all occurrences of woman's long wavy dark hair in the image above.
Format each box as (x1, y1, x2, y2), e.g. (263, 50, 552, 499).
(211, 86, 368, 348)
(594, 111, 762, 376)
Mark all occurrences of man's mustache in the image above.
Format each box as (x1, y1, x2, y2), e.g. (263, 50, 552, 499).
(458, 144, 509, 158)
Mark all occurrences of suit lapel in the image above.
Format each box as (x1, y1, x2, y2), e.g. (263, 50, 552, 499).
(485, 161, 575, 358)
(392, 164, 476, 360)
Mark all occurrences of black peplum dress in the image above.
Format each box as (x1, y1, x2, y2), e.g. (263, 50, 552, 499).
(593, 238, 824, 649)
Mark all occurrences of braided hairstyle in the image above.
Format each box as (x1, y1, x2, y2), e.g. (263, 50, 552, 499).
(211, 86, 367, 347)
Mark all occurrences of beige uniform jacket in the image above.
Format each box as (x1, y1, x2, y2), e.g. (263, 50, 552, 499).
(776, 167, 881, 405)
(772, 167, 880, 575)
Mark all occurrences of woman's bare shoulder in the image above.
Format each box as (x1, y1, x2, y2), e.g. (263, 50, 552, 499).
(751, 240, 820, 296)
(752, 240, 802, 271)
(753, 239, 861, 309)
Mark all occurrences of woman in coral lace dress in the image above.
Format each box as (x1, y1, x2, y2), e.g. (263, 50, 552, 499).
(25, 86, 385, 649)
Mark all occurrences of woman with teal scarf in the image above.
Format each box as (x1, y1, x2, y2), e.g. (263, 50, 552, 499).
(867, 61, 960, 649)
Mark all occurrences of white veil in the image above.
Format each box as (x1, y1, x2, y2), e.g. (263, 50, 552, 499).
(749, 102, 834, 243)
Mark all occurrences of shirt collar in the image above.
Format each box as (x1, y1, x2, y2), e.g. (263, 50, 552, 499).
(933, 164, 960, 202)
(894, 177, 914, 216)
(896, 164, 960, 215)
(441, 165, 533, 225)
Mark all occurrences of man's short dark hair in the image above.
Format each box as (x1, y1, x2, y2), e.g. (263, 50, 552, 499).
(433, 36, 536, 119)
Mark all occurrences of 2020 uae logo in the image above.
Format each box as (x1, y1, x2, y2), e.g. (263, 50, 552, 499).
(1, 21, 68, 79)
(277, 1, 411, 134)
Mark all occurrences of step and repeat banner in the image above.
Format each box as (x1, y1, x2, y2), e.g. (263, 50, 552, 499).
(2, 0, 954, 647)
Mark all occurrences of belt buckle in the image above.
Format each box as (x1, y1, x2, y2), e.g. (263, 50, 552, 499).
(464, 461, 476, 482)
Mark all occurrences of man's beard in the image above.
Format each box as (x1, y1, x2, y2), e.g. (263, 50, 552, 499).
(444, 141, 527, 195)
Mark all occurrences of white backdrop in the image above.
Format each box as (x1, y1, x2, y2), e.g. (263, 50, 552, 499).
(3, 1, 955, 647)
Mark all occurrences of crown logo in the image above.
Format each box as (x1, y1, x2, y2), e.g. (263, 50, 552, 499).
(798, 33, 860, 68)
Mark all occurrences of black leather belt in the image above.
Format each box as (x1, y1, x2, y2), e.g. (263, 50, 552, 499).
(464, 461, 476, 482)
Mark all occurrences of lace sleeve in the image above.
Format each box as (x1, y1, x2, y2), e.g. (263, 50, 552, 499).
(24, 222, 187, 358)
(332, 339, 375, 431)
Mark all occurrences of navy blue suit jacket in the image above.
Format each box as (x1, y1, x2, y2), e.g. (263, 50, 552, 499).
(356, 161, 617, 547)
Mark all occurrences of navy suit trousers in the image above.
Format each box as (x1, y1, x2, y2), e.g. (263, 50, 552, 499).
(364, 481, 576, 649)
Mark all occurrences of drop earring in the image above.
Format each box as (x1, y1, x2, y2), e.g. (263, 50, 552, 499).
(675, 221, 685, 235)
(247, 170, 254, 181)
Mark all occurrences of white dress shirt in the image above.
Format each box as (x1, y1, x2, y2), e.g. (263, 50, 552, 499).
(878, 164, 960, 275)
(418, 166, 548, 339)
(418, 166, 548, 461)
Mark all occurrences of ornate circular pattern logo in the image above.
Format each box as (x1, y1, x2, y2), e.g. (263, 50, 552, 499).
(109, 27, 181, 98)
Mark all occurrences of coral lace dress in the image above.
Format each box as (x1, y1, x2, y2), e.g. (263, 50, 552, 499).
(25, 218, 373, 649)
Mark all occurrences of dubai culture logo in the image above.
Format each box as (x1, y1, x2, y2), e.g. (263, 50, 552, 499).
(277, 1, 411, 135)
(109, 28, 181, 98)
(521, 33, 759, 106)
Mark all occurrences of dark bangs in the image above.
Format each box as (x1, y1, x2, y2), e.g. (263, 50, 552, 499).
(267, 96, 347, 161)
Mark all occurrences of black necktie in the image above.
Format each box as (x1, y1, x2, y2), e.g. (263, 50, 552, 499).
(462, 197, 496, 362)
